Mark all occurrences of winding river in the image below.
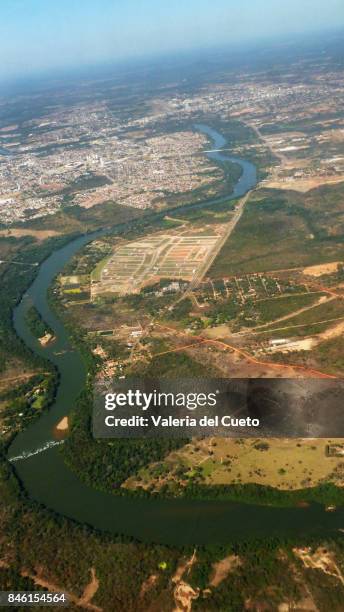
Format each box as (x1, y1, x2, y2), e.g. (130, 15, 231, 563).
(7, 125, 344, 545)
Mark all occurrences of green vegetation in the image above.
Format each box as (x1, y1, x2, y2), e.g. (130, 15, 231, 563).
(191, 550, 293, 610)
(130, 350, 220, 378)
(165, 298, 194, 324)
(204, 296, 240, 326)
(62, 377, 344, 508)
(203, 117, 276, 179)
(90, 253, 112, 282)
(123, 291, 174, 317)
(210, 186, 344, 277)
(25, 305, 53, 339)
(310, 336, 344, 374)
(240, 293, 322, 327)
(222, 159, 243, 188)
(19, 198, 143, 234)
(0, 446, 180, 610)
(63, 390, 186, 492)
(0, 234, 73, 373)
(184, 292, 320, 331)
(0, 373, 57, 433)
(2, 440, 344, 610)
(63, 240, 112, 277)
(182, 481, 344, 507)
(259, 298, 344, 343)
(3, 49, 344, 612)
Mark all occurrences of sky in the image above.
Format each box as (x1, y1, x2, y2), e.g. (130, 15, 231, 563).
(1, 0, 344, 81)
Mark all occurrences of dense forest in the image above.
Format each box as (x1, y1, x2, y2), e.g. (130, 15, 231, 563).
(25, 305, 53, 339)
(63, 389, 186, 491)
(1, 444, 344, 610)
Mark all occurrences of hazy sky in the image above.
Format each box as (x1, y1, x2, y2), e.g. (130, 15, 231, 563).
(1, 0, 344, 81)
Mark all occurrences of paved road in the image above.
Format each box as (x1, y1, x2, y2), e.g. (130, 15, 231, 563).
(178, 189, 253, 301)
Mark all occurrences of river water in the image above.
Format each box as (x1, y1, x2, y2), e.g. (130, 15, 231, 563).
(7, 126, 343, 545)
(0, 146, 11, 156)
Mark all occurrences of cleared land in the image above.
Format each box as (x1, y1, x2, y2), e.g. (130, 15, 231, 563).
(91, 230, 224, 297)
(0, 228, 60, 240)
(124, 438, 344, 492)
(303, 262, 342, 277)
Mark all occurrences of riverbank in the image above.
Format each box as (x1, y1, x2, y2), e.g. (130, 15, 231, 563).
(62, 396, 344, 509)
(7, 125, 344, 545)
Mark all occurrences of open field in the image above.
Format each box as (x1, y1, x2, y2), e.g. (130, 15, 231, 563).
(263, 175, 344, 192)
(124, 438, 344, 492)
(303, 262, 343, 277)
(0, 228, 61, 240)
